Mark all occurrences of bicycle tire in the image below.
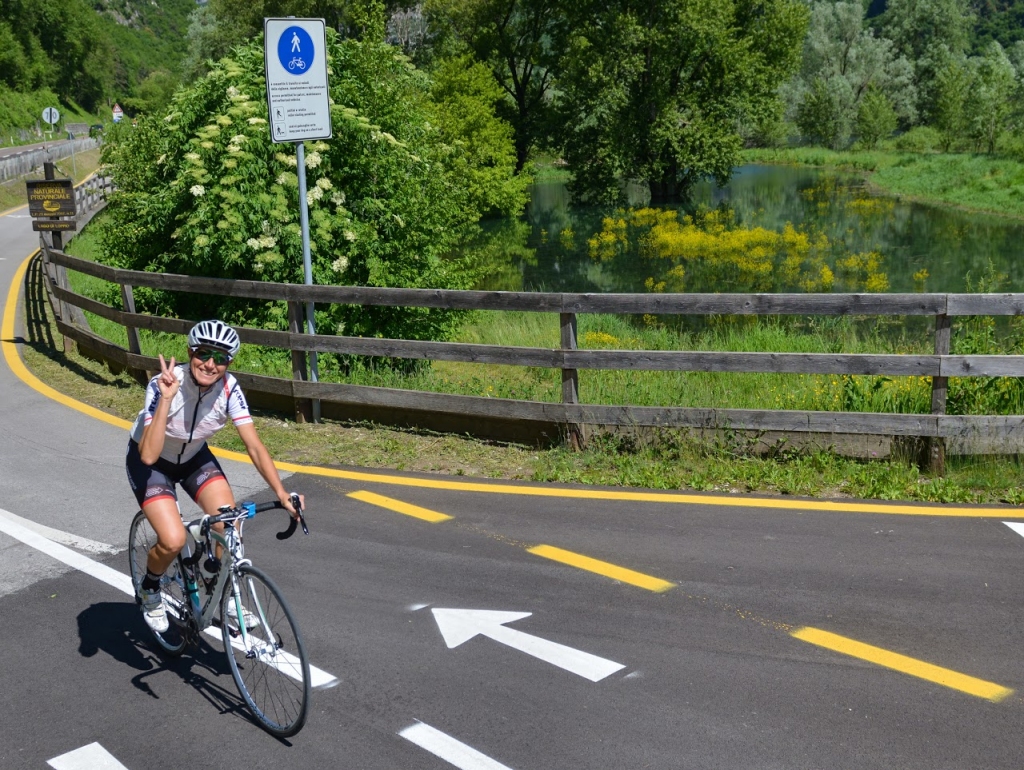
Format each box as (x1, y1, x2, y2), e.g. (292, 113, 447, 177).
(128, 510, 189, 656)
(221, 564, 310, 737)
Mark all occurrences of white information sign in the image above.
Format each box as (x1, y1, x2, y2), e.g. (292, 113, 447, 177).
(263, 18, 332, 144)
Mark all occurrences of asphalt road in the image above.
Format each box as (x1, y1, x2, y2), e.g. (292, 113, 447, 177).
(1, 203, 1023, 769)
(0, 139, 74, 161)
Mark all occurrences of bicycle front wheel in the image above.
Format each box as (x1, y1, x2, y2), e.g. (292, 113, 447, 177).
(221, 564, 310, 737)
(128, 510, 189, 656)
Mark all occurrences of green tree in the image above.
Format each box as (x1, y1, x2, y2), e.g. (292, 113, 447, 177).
(932, 53, 971, 151)
(966, 40, 1017, 153)
(856, 85, 898, 148)
(556, 0, 808, 204)
(425, 0, 563, 171)
(879, 0, 974, 120)
(796, 77, 846, 148)
(101, 32, 524, 344)
(427, 54, 529, 215)
(792, 1, 916, 149)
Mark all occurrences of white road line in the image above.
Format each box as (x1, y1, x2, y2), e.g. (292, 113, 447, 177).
(0, 508, 133, 594)
(1004, 521, 1024, 538)
(0, 507, 339, 689)
(400, 722, 516, 770)
(0, 507, 118, 554)
(48, 742, 130, 770)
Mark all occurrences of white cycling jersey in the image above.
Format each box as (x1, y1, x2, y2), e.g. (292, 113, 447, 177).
(129, 365, 252, 464)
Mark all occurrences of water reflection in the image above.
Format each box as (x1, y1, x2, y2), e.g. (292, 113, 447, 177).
(479, 164, 1024, 293)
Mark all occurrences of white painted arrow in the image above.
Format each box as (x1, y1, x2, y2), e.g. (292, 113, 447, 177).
(431, 608, 625, 682)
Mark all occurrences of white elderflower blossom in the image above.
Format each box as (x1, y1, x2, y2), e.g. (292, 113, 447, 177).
(194, 235, 210, 247)
(227, 86, 240, 98)
(332, 256, 349, 274)
(315, 178, 332, 190)
(229, 134, 246, 145)
(275, 152, 297, 167)
(331, 192, 345, 206)
(190, 185, 206, 197)
(259, 235, 277, 249)
(254, 261, 264, 272)
(200, 141, 214, 149)
(216, 115, 232, 126)
(312, 142, 329, 152)
(185, 152, 201, 163)
(344, 230, 357, 242)
(246, 237, 261, 249)
(306, 187, 323, 206)
(248, 117, 267, 125)
(305, 151, 322, 168)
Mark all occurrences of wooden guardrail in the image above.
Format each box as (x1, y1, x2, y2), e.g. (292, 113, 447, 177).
(33, 230, 1024, 473)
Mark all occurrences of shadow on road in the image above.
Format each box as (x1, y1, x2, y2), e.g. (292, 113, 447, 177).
(76, 601, 257, 727)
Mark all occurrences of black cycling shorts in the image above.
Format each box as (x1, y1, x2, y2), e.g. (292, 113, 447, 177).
(126, 439, 227, 508)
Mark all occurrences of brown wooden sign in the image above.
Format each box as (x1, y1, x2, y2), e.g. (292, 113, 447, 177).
(32, 219, 77, 232)
(26, 179, 76, 218)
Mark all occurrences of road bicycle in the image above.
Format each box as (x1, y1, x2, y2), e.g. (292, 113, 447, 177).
(288, 57, 306, 70)
(128, 495, 311, 737)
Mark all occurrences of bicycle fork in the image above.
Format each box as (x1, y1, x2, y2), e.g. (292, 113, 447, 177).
(228, 572, 277, 660)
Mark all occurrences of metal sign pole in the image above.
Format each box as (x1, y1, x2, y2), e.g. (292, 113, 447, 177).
(295, 141, 320, 422)
(265, 16, 331, 424)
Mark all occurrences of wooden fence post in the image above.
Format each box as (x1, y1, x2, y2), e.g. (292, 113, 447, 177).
(289, 301, 313, 423)
(120, 283, 149, 384)
(560, 311, 584, 450)
(928, 313, 951, 475)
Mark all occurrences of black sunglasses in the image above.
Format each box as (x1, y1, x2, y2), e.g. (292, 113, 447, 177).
(193, 348, 232, 365)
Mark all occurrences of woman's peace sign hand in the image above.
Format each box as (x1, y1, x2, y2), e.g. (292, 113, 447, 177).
(157, 354, 180, 399)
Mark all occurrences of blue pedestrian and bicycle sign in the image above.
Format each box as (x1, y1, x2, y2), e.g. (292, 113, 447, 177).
(263, 18, 332, 143)
(278, 25, 314, 74)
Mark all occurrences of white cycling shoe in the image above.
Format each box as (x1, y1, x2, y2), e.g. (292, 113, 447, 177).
(224, 602, 259, 632)
(139, 586, 169, 633)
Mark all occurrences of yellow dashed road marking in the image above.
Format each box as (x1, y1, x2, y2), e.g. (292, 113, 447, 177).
(348, 490, 453, 523)
(792, 626, 1013, 702)
(528, 544, 675, 593)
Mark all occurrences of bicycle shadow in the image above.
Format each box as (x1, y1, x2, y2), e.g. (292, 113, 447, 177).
(76, 601, 276, 735)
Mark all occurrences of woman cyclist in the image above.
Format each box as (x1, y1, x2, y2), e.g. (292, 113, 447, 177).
(126, 320, 303, 632)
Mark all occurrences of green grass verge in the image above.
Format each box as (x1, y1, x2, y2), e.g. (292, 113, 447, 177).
(742, 147, 1024, 220)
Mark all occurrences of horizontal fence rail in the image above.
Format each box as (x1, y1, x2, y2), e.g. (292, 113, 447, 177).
(35, 237, 1024, 470)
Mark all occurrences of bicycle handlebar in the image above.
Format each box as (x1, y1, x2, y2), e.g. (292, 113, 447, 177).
(201, 493, 309, 539)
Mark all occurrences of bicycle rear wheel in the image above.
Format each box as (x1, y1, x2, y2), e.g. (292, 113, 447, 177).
(128, 510, 189, 656)
(221, 564, 310, 737)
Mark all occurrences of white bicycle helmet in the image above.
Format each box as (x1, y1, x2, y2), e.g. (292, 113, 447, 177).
(188, 319, 241, 358)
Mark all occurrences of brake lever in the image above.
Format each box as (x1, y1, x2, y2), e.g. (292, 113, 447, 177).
(275, 493, 309, 540)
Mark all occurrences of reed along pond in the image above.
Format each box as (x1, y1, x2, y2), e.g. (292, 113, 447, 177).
(480, 164, 1024, 295)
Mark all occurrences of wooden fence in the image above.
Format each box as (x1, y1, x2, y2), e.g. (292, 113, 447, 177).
(32, 214, 1024, 472)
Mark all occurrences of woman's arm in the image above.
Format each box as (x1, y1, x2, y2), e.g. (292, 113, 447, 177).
(139, 355, 179, 465)
(236, 421, 303, 517)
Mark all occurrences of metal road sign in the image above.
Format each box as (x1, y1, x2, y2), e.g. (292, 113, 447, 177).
(263, 18, 332, 144)
(42, 107, 59, 126)
(112, 103, 123, 123)
(25, 179, 76, 218)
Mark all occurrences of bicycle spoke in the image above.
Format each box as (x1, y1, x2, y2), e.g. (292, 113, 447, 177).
(221, 565, 310, 737)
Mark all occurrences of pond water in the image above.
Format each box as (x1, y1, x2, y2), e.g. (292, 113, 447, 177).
(481, 164, 1024, 294)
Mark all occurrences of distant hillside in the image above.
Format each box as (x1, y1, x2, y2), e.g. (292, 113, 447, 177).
(0, 0, 195, 135)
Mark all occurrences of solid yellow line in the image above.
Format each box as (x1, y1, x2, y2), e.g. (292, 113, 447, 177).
(347, 490, 453, 523)
(5, 250, 1024, 520)
(528, 544, 675, 592)
(2, 252, 131, 430)
(792, 627, 1013, 702)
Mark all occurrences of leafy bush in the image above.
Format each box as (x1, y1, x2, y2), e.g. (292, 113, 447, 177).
(890, 126, 942, 153)
(101, 32, 525, 346)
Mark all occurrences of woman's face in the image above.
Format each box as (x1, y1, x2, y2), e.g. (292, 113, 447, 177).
(189, 347, 230, 387)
